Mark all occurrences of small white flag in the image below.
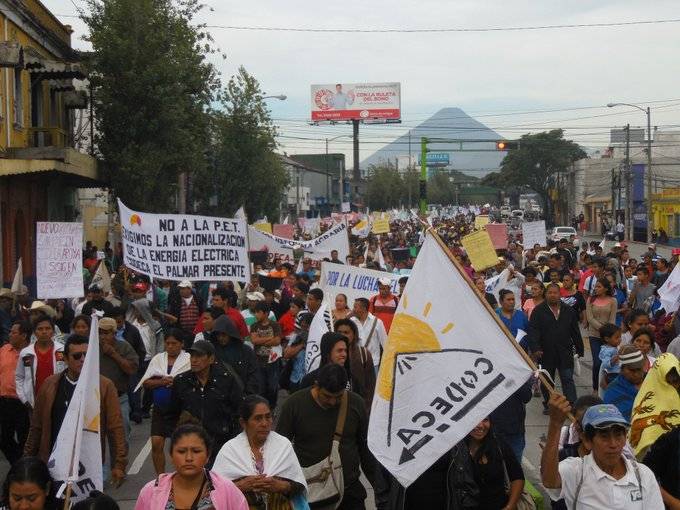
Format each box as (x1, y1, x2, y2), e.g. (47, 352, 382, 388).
(305, 302, 330, 372)
(599, 237, 606, 250)
(235, 206, 247, 221)
(376, 236, 386, 268)
(90, 261, 111, 294)
(48, 314, 103, 502)
(658, 263, 680, 313)
(11, 258, 23, 294)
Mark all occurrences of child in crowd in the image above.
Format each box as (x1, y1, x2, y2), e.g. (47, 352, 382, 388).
(598, 322, 622, 396)
(632, 326, 657, 372)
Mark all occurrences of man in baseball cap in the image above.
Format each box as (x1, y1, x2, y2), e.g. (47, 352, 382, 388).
(541, 393, 663, 509)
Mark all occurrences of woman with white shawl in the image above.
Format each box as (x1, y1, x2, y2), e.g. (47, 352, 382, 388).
(213, 395, 309, 510)
(135, 328, 191, 475)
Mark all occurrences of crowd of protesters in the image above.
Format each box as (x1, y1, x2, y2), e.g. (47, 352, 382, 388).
(0, 207, 679, 509)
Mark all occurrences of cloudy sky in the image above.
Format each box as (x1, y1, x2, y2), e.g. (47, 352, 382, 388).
(45, 0, 680, 166)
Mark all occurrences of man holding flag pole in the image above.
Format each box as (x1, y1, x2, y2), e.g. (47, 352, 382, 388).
(24, 313, 127, 504)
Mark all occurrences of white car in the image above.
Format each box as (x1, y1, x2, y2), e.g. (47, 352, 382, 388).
(550, 226, 578, 242)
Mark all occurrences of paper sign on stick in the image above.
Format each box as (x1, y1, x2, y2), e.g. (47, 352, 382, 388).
(36, 222, 84, 299)
(521, 220, 547, 248)
(461, 230, 498, 271)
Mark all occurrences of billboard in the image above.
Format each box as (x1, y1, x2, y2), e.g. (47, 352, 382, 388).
(311, 82, 401, 121)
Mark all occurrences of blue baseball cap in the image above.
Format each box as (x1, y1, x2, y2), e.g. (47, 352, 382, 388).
(582, 404, 630, 429)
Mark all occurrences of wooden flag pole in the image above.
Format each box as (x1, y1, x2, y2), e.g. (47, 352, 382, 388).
(425, 227, 576, 422)
(62, 483, 72, 509)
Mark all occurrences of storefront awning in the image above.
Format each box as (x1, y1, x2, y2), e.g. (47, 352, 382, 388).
(23, 47, 85, 80)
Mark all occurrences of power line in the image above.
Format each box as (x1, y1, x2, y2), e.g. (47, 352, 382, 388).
(205, 18, 680, 34)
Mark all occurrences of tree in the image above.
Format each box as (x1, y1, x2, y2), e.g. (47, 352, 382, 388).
(427, 172, 457, 205)
(192, 67, 288, 220)
(83, 0, 219, 211)
(365, 163, 404, 210)
(491, 130, 586, 222)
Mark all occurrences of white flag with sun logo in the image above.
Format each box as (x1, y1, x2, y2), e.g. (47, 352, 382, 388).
(368, 233, 533, 487)
(48, 314, 103, 501)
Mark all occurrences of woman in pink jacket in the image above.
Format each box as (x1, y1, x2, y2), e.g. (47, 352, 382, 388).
(135, 424, 248, 510)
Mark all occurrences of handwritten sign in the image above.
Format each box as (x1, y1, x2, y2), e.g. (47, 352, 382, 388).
(461, 230, 498, 271)
(522, 220, 547, 248)
(485, 223, 508, 249)
(118, 200, 250, 282)
(36, 222, 84, 299)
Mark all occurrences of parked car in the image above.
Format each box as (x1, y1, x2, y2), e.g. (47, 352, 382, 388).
(550, 226, 578, 242)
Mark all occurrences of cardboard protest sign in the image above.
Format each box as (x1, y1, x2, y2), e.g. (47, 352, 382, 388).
(474, 215, 489, 229)
(522, 220, 547, 248)
(36, 222, 84, 299)
(254, 222, 272, 234)
(485, 223, 508, 249)
(319, 262, 400, 306)
(272, 224, 295, 239)
(367, 233, 533, 487)
(248, 222, 350, 265)
(461, 230, 499, 271)
(372, 214, 390, 234)
(118, 200, 250, 282)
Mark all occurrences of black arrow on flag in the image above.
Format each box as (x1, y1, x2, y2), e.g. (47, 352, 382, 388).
(398, 434, 433, 464)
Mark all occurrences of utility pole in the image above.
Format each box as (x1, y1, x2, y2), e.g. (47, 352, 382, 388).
(646, 107, 653, 243)
(325, 138, 330, 215)
(611, 167, 616, 228)
(624, 124, 632, 241)
(408, 132, 412, 207)
(617, 166, 622, 219)
(178, 172, 186, 213)
(352, 119, 360, 181)
(420, 137, 428, 214)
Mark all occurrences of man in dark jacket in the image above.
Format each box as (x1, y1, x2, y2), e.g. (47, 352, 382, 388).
(81, 284, 114, 317)
(490, 379, 533, 462)
(166, 340, 243, 464)
(528, 283, 584, 409)
(209, 316, 260, 395)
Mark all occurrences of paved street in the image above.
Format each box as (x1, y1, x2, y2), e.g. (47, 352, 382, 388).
(0, 331, 599, 510)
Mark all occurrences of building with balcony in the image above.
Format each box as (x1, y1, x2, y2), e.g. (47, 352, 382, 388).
(0, 0, 99, 287)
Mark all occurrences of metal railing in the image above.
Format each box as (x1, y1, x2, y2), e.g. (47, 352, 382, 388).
(26, 126, 68, 148)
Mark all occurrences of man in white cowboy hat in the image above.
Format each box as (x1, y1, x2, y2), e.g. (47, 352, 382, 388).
(15, 315, 65, 410)
(27, 301, 63, 342)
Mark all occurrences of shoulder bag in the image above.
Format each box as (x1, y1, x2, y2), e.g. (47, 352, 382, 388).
(302, 391, 347, 508)
(500, 447, 536, 510)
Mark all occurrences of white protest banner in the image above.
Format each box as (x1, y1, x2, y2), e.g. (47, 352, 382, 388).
(658, 263, 680, 313)
(48, 314, 102, 502)
(36, 222, 84, 299)
(118, 200, 250, 282)
(368, 233, 533, 487)
(248, 222, 350, 265)
(305, 302, 330, 372)
(319, 262, 399, 306)
(521, 220, 547, 248)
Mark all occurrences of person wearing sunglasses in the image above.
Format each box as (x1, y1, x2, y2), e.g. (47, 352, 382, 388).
(24, 334, 127, 487)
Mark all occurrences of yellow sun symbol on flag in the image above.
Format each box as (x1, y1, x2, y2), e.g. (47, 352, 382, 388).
(377, 295, 453, 401)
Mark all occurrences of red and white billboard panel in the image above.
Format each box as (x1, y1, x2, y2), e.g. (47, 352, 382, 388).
(310, 82, 401, 121)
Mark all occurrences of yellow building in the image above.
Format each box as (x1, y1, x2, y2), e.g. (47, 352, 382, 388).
(0, 0, 100, 286)
(651, 188, 680, 240)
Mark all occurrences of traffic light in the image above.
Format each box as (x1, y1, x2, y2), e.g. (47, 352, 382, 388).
(496, 140, 518, 150)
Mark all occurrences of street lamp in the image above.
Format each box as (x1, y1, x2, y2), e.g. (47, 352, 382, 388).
(326, 134, 353, 211)
(607, 102, 653, 242)
(262, 94, 287, 101)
